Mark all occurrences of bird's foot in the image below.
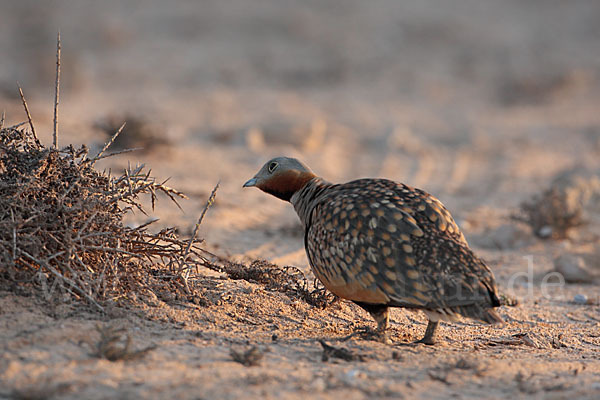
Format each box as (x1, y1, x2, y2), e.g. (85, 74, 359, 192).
(376, 330, 392, 345)
(340, 327, 391, 344)
(412, 337, 435, 346)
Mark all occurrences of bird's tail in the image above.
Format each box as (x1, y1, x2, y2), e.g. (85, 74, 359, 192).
(454, 304, 504, 325)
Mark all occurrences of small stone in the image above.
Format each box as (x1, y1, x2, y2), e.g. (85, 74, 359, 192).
(574, 294, 588, 304)
(554, 254, 593, 283)
(538, 225, 553, 238)
(310, 378, 326, 392)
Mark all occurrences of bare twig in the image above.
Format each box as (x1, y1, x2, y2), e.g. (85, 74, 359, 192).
(92, 122, 126, 163)
(124, 165, 134, 197)
(0, 110, 5, 130)
(10, 208, 16, 264)
(93, 147, 143, 161)
(53, 31, 61, 149)
(131, 218, 160, 231)
(17, 83, 40, 145)
(5, 121, 27, 130)
(182, 181, 219, 279)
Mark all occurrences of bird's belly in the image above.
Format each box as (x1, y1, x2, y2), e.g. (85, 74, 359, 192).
(309, 263, 390, 304)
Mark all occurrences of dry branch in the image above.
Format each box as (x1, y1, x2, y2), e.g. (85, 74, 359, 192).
(92, 122, 126, 163)
(17, 84, 39, 145)
(182, 181, 219, 280)
(53, 32, 61, 148)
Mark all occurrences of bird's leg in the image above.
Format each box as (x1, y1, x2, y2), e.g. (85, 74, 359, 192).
(371, 307, 390, 344)
(354, 302, 391, 344)
(414, 320, 438, 345)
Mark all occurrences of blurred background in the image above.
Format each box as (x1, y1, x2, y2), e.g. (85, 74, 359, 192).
(1, 0, 599, 261)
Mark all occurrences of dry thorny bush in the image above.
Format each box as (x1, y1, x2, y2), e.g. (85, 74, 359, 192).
(515, 170, 600, 239)
(516, 186, 584, 239)
(0, 121, 335, 312)
(0, 123, 202, 311)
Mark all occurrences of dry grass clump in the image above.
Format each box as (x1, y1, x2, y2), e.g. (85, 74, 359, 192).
(86, 324, 156, 361)
(515, 170, 600, 239)
(0, 123, 208, 310)
(517, 186, 584, 239)
(496, 70, 587, 106)
(230, 346, 264, 367)
(203, 258, 338, 309)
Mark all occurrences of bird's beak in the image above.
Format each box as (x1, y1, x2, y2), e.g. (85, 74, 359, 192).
(243, 177, 258, 188)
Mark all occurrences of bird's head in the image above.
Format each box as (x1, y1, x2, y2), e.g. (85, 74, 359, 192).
(243, 156, 316, 201)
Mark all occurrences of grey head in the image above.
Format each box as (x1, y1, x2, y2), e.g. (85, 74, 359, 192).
(243, 156, 316, 201)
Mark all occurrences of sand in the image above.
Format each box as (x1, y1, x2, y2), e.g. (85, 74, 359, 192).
(1, 1, 599, 399)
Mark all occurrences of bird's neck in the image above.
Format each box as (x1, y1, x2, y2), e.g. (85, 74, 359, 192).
(290, 177, 332, 227)
(259, 169, 316, 202)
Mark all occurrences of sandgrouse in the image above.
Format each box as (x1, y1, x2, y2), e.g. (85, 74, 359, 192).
(243, 157, 503, 344)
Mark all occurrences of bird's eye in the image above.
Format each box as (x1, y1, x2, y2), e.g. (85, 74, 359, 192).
(268, 161, 278, 173)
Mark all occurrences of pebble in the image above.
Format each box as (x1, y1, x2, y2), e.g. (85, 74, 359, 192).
(310, 378, 326, 392)
(538, 225, 553, 238)
(554, 254, 593, 283)
(574, 294, 588, 304)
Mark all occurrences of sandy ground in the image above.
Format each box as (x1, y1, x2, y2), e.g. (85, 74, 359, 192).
(1, 1, 600, 399)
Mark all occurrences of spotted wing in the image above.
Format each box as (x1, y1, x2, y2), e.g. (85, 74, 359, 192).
(304, 179, 499, 319)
